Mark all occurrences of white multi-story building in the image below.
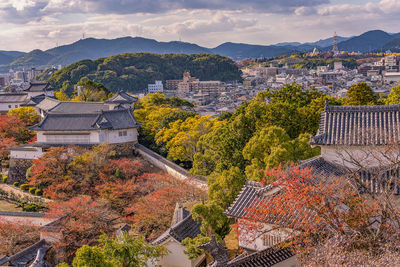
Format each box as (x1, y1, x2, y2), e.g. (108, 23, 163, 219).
(148, 80, 164, 93)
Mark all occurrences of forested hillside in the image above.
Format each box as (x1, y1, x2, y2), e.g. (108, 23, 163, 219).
(44, 53, 242, 93)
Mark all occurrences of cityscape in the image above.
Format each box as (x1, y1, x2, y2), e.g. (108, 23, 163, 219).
(1, 0, 400, 267)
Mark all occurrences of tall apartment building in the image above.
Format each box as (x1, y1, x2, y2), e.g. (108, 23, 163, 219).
(177, 72, 223, 97)
(148, 80, 164, 93)
(385, 55, 399, 72)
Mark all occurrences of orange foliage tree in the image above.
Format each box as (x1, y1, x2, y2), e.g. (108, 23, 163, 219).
(239, 165, 400, 265)
(0, 221, 40, 256)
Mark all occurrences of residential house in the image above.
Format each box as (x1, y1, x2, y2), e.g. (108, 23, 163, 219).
(150, 205, 206, 267)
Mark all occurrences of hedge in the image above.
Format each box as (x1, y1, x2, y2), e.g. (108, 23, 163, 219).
(20, 184, 29, 191)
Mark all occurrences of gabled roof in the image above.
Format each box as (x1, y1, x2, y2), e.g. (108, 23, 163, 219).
(152, 207, 202, 245)
(104, 91, 138, 104)
(21, 94, 54, 107)
(30, 108, 139, 131)
(299, 156, 346, 178)
(310, 101, 400, 146)
(48, 101, 110, 114)
(225, 180, 272, 220)
(7, 239, 51, 267)
(24, 82, 53, 92)
(225, 180, 314, 228)
(0, 93, 28, 103)
(35, 97, 60, 111)
(227, 246, 295, 267)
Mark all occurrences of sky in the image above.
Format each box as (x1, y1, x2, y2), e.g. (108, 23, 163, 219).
(0, 0, 399, 52)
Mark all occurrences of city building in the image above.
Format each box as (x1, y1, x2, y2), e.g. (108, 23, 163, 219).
(148, 80, 164, 93)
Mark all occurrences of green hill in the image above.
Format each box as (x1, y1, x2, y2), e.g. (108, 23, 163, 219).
(47, 52, 242, 93)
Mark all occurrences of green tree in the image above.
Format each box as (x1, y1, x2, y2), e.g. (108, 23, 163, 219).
(344, 82, 377, 106)
(385, 82, 400, 105)
(72, 233, 167, 267)
(181, 235, 210, 260)
(71, 79, 111, 102)
(242, 126, 318, 181)
(208, 166, 246, 209)
(191, 202, 231, 239)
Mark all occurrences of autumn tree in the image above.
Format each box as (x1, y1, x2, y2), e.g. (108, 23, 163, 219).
(0, 114, 36, 143)
(385, 81, 400, 105)
(156, 115, 223, 163)
(72, 233, 167, 267)
(0, 221, 39, 256)
(240, 161, 400, 266)
(7, 106, 40, 125)
(45, 196, 120, 262)
(344, 82, 377, 106)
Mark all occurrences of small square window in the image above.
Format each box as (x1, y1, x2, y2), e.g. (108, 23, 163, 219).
(8, 105, 11, 108)
(15, 105, 18, 108)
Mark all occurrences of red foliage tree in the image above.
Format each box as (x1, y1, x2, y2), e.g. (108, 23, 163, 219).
(238, 165, 400, 265)
(0, 221, 39, 256)
(45, 196, 120, 262)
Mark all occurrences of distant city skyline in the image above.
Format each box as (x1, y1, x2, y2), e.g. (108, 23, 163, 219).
(0, 0, 398, 52)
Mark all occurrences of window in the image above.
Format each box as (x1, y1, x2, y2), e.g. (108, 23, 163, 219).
(118, 131, 127, 137)
(15, 105, 18, 108)
(8, 105, 11, 108)
(262, 234, 283, 247)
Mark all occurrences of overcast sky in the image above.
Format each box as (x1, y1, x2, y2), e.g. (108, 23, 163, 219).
(0, 0, 399, 52)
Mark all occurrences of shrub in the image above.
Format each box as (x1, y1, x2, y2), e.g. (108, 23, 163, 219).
(35, 189, 43, 196)
(26, 167, 32, 179)
(2, 176, 7, 183)
(13, 182, 19, 187)
(29, 187, 36, 194)
(20, 184, 29, 191)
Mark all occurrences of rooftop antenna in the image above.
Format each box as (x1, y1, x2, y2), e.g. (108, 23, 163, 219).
(82, 33, 85, 40)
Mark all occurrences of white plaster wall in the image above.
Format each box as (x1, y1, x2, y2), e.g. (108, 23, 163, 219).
(321, 145, 399, 169)
(150, 238, 205, 267)
(106, 128, 138, 144)
(10, 148, 44, 159)
(0, 102, 23, 112)
(238, 222, 293, 252)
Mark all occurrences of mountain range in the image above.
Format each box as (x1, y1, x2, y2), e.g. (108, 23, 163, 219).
(1, 30, 400, 69)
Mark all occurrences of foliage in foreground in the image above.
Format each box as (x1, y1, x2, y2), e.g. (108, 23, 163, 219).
(71, 232, 167, 267)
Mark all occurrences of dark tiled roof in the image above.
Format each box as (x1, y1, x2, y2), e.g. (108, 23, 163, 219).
(104, 91, 138, 104)
(8, 239, 51, 267)
(21, 94, 54, 107)
(0, 93, 28, 103)
(299, 156, 346, 177)
(225, 180, 314, 228)
(152, 208, 202, 245)
(310, 103, 400, 146)
(30, 108, 139, 131)
(225, 180, 271, 219)
(35, 97, 60, 111)
(227, 246, 295, 267)
(24, 82, 53, 92)
(48, 101, 110, 114)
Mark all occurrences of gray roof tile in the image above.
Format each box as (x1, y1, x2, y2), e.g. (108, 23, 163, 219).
(24, 82, 53, 92)
(48, 101, 110, 114)
(0, 93, 28, 103)
(30, 108, 139, 131)
(152, 208, 202, 245)
(311, 103, 400, 146)
(227, 246, 295, 267)
(104, 91, 138, 104)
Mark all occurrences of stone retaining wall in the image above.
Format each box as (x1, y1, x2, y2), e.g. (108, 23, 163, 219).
(8, 158, 32, 184)
(135, 144, 207, 191)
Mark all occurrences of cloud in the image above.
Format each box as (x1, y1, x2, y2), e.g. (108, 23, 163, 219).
(0, 0, 330, 24)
